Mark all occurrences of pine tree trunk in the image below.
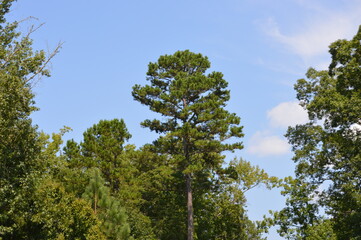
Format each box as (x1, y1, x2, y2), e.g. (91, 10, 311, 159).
(182, 98, 194, 240)
(186, 173, 194, 240)
(94, 194, 97, 215)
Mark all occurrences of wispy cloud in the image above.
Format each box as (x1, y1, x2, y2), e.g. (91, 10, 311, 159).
(263, 16, 355, 59)
(259, 1, 361, 62)
(247, 101, 308, 157)
(267, 101, 308, 128)
(247, 131, 290, 157)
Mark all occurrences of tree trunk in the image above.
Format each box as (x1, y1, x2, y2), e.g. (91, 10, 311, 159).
(94, 194, 97, 215)
(186, 173, 194, 240)
(183, 98, 194, 240)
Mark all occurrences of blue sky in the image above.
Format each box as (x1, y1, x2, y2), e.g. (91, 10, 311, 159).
(8, 0, 361, 238)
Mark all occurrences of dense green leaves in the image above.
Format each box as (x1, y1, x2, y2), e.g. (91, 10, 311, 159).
(272, 26, 361, 239)
(81, 119, 132, 191)
(30, 178, 105, 240)
(196, 158, 277, 240)
(0, 1, 52, 236)
(64, 120, 154, 240)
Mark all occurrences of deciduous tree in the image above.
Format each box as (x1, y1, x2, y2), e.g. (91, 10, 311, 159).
(274, 25, 361, 239)
(81, 119, 132, 191)
(0, 1, 61, 236)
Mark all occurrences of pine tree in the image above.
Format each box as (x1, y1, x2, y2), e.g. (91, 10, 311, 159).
(132, 50, 244, 240)
(83, 168, 130, 240)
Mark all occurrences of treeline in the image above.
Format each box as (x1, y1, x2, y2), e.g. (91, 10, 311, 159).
(1, 1, 361, 239)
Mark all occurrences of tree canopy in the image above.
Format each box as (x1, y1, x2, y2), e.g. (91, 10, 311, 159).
(132, 50, 244, 240)
(272, 25, 361, 240)
(4, 1, 361, 239)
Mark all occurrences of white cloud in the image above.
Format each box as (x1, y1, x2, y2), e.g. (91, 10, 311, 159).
(247, 101, 307, 157)
(261, 1, 361, 60)
(267, 101, 308, 128)
(264, 17, 353, 59)
(247, 131, 290, 157)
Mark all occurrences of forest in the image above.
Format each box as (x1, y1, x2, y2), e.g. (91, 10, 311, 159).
(1, 0, 361, 239)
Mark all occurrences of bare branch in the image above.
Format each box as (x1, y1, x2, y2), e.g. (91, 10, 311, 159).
(26, 41, 63, 87)
(17, 16, 39, 24)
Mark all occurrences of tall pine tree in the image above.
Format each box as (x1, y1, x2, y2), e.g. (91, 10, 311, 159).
(132, 50, 244, 240)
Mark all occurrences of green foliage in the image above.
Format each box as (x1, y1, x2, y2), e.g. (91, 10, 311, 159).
(83, 168, 130, 240)
(228, 158, 280, 192)
(30, 178, 105, 240)
(132, 50, 244, 175)
(136, 148, 186, 239)
(270, 177, 321, 239)
(0, 128, 108, 239)
(196, 189, 260, 240)
(64, 120, 156, 239)
(0, 1, 56, 236)
(81, 119, 131, 190)
(304, 219, 337, 240)
(83, 168, 110, 214)
(62, 139, 91, 197)
(195, 158, 278, 240)
(273, 26, 361, 239)
(132, 50, 244, 239)
(0, 7, 48, 184)
(0, 3, 107, 238)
